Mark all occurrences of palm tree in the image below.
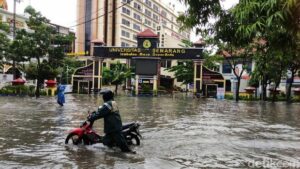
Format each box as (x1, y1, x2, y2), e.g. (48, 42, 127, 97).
(102, 61, 131, 95)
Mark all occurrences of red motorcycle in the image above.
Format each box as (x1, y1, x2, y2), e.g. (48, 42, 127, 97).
(65, 113, 141, 146)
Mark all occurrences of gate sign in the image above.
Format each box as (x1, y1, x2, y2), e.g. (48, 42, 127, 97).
(94, 47, 203, 59)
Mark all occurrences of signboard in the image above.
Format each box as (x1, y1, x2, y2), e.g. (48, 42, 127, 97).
(66, 51, 88, 56)
(94, 47, 203, 59)
(135, 59, 158, 75)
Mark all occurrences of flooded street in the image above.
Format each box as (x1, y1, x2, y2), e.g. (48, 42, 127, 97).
(0, 94, 299, 169)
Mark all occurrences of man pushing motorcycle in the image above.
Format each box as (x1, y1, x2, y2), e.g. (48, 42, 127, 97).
(87, 89, 135, 153)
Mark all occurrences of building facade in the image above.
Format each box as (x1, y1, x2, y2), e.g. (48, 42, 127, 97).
(76, 0, 190, 52)
(76, 0, 191, 90)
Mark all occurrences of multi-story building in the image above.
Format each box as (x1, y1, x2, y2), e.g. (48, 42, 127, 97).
(76, 0, 191, 89)
(76, 0, 190, 51)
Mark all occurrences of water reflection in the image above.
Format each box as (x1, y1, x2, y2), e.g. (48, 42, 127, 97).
(0, 95, 299, 168)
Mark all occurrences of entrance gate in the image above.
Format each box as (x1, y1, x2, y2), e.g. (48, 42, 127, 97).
(89, 29, 204, 96)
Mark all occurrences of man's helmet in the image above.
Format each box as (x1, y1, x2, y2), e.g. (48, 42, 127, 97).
(100, 89, 114, 102)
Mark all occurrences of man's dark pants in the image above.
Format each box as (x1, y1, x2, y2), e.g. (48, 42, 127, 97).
(103, 131, 131, 152)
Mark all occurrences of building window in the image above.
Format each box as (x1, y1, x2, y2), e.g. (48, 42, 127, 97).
(121, 30, 130, 38)
(161, 10, 167, 18)
(145, 9, 151, 17)
(153, 14, 159, 22)
(162, 19, 167, 26)
(153, 4, 159, 12)
(134, 2, 142, 11)
(133, 23, 141, 31)
(133, 13, 142, 21)
(122, 7, 130, 16)
(121, 42, 130, 47)
(122, 0, 131, 4)
(222, 63, 232, 74)
(225, 80, 231, 92)
(145, 0, 152, 7)
(122, 19, 130, 27)
(152, 23, 156, 29)
(145, 19, 151, 26)
(161, 60, 171, 68)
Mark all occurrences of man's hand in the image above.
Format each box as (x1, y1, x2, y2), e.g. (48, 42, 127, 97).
(87, 111, 96, 121)
(85, 120, 91, 126)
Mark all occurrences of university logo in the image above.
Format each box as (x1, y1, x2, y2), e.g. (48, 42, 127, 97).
(143, 40, 151, 49)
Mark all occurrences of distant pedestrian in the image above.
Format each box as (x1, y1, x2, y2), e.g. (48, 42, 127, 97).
(57, 84, 66, 106)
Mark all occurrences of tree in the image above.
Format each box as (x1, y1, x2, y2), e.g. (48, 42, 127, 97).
(102, 61, 131, 95)
(167, 60, 194, 92)
(177, 0, 222, 35)
(214, 12, 253, 102)
(0, 22, 10, 72)
(232, 0, 300, 102)
(59, 57, 85, 84)
(17, 6, 73, 97)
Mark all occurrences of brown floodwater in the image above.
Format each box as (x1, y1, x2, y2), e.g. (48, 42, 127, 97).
(0, 94, 299, 169)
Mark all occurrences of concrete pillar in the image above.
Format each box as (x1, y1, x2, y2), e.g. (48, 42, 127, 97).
(135, 75, 139, 95)
(153, 75, 158, 96)
(193, 60, 203, 95)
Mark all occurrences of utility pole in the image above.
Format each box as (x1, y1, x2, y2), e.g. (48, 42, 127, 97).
(12, 0, 17, 79)
(13, 0, 16, 39)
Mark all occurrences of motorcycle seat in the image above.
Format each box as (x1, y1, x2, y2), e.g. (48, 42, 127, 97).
(122, 123, 135, 130)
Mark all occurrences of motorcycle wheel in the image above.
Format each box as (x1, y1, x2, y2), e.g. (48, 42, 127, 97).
(65, 133, 83, 145)
(126, 133, 140, 146)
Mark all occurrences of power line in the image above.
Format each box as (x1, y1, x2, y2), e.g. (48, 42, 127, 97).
(69, 0, 133, 28)
(67, 6, 105, 27)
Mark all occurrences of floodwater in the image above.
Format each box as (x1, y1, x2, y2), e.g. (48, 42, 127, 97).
(0, 94, 299, 169)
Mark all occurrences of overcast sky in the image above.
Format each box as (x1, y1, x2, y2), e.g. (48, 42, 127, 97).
(6, 0, 238, 41)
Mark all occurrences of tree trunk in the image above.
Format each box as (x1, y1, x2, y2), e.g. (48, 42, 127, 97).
(35, 79, 41, 98)
(12, 60, 16, 79)
(115, 84, 118, 96)
(185, 84, 188, 96)
(286, 71, 295, 103)
(271, 86, 278, 102)
(235, 78, 241, 102)
(35, 57, 41, 98)
(261, 77, 267, 101)
(272, 76, 282, 102)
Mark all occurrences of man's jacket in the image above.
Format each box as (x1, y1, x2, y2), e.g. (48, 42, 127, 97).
(88, 100, 122, 134)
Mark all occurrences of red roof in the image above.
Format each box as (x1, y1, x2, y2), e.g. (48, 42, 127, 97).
(12, 78, 25, 83)
(46, 80, 57, 84)
(137, 29, 158, 38)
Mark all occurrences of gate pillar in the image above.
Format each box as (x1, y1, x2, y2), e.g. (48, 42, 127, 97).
(135, 75, 139, 95)
(193, 60, 203, 96)
(91, 39, 105, 93)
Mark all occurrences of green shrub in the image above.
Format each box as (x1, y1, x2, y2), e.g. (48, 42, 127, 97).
(28, 85, 35, 97)
(141, 84, 152, 93)
(158, 86, 166, 90)
(225, 94, 233, 100)
(0, 85, 37, 96)
(40, 90, 47, 96)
